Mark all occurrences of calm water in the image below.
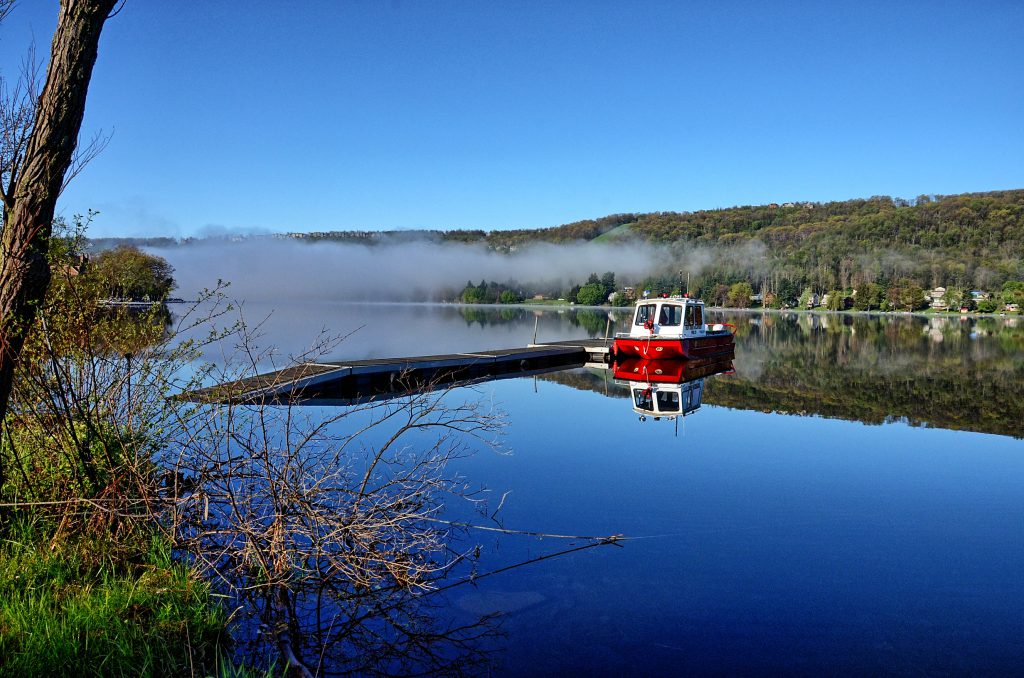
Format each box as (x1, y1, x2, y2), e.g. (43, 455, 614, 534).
(209, 303, 1024, 674)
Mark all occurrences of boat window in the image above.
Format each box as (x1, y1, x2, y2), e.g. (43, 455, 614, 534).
(659, 305, 682, 326)
(634, 304, 656, 326)
(685, 304, 704, 328)
(633, 388, 654, 411)
(656, 391, 680, 412)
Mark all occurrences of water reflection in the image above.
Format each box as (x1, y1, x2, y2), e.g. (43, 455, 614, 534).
(176, 304, 1024, 673)
(720, 311, 1024, 438)
(614, 357, 732, 422)
(192, 303, 1024, 438)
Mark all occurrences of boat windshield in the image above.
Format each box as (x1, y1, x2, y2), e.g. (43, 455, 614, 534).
(634, 304, 656, 326)
(658, 304, 683, 326)
(656, 390, 680, 412)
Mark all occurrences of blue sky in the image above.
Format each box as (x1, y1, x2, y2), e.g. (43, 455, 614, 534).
(1, 1, 1022, 237)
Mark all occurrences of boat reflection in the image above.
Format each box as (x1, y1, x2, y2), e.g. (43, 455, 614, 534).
(613, 357, 734, 422)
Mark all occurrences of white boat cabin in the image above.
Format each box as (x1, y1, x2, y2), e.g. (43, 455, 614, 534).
(630, 380, 704, 419)
(622, 296, 716, 339)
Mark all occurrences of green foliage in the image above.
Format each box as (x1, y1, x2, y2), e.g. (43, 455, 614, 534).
(825, 290, 846, 311)
(471, 190, 1024, 303)
(481, 214, 638, 249)
(611, 291, 634, 307)
(1003, 281, 1024, 306)
(572, 310, 611, 336)
(725, 282, 753, 308)
(576, 282, 607, 306)
(459, 279, 524, 304)
(87, 245, 176, 301)
(886, 279, 928, 311)
(4, 219, 174, 505)
(460, 281, 486, 303)
(0, 521, 227, 677)
(621, 191, 1024, 291)
(853, 283, 884, 311)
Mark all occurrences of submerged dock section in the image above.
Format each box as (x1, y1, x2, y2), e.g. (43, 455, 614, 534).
(188, 339, 613, 405)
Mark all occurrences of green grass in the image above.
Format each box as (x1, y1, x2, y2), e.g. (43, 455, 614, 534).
(591, 223, 635, 243)
(0, 519, 229, 677)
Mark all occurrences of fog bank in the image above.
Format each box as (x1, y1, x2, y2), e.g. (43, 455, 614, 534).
(154, 239, 680, 302)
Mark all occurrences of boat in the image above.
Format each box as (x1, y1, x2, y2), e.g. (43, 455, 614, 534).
(612, 295, 735, 360)
(612, 356, 733, 421)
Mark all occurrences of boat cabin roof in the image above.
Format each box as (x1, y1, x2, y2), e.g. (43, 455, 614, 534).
(624, 296, 708, 338)
(635, 296, 703, 307)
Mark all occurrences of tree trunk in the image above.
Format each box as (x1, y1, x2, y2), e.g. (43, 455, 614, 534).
(0, 0, 116, 446)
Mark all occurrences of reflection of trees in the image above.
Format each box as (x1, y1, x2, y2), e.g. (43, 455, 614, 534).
(458, 306, 530, 327)
(542, 314, 1024, 439)
(708, 314, 1024, 438)
(570, 310, 612, 337)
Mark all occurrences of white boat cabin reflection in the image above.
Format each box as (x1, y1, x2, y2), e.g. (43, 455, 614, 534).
(628, 379, 704, 421)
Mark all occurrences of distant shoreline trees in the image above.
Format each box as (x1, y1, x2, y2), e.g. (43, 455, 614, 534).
(87, 245, 177, 301)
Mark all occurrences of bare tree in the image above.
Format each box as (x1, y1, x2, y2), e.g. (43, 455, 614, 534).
(0, 0, 117, 447)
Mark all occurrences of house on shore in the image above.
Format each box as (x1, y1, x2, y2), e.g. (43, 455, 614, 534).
(929, 287, 948, 310)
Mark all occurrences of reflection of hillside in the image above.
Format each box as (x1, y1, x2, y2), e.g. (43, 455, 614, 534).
(540, 367, 627, 397)
(541, 314, 1024, 439)
(704, 369, 1024, 438)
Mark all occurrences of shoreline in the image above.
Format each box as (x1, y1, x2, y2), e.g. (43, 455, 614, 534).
(209, 298, 1021, 321)
(455, 301, 1020, 320)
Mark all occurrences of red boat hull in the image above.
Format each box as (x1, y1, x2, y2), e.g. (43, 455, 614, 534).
(613, 332, 734, 360)
(613, 356, 734, 383)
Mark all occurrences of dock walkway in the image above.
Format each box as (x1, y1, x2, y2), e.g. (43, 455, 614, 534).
(188, 339, 613, 404)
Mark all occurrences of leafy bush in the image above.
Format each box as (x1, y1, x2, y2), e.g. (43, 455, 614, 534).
(576, 283, 607, 306)
(86, 245, 176, 301)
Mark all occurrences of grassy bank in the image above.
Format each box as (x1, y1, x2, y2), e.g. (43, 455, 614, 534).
(0, 518, 229, 677)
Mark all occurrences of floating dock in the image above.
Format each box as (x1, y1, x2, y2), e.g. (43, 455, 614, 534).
(187, 339, 613, 405)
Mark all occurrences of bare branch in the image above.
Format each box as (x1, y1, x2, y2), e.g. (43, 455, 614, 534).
(61, 127, 111, 193)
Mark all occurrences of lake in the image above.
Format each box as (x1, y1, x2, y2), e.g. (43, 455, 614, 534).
(201, 303, 1024, 674)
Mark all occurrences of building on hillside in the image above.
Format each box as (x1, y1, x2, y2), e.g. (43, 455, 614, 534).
(929, 287, 948, 310)
(58, 253, 89, 278)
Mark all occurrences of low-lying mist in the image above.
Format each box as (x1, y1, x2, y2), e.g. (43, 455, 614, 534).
(153, 239, 681, 302)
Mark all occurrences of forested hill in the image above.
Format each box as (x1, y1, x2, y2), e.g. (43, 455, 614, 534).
(459, 189, 1024, 250)
(292, 189, 1023, 292)
(464, 189, 1024, 291)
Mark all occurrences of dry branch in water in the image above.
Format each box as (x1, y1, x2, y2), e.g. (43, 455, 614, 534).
(169, 325, 507, 674)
